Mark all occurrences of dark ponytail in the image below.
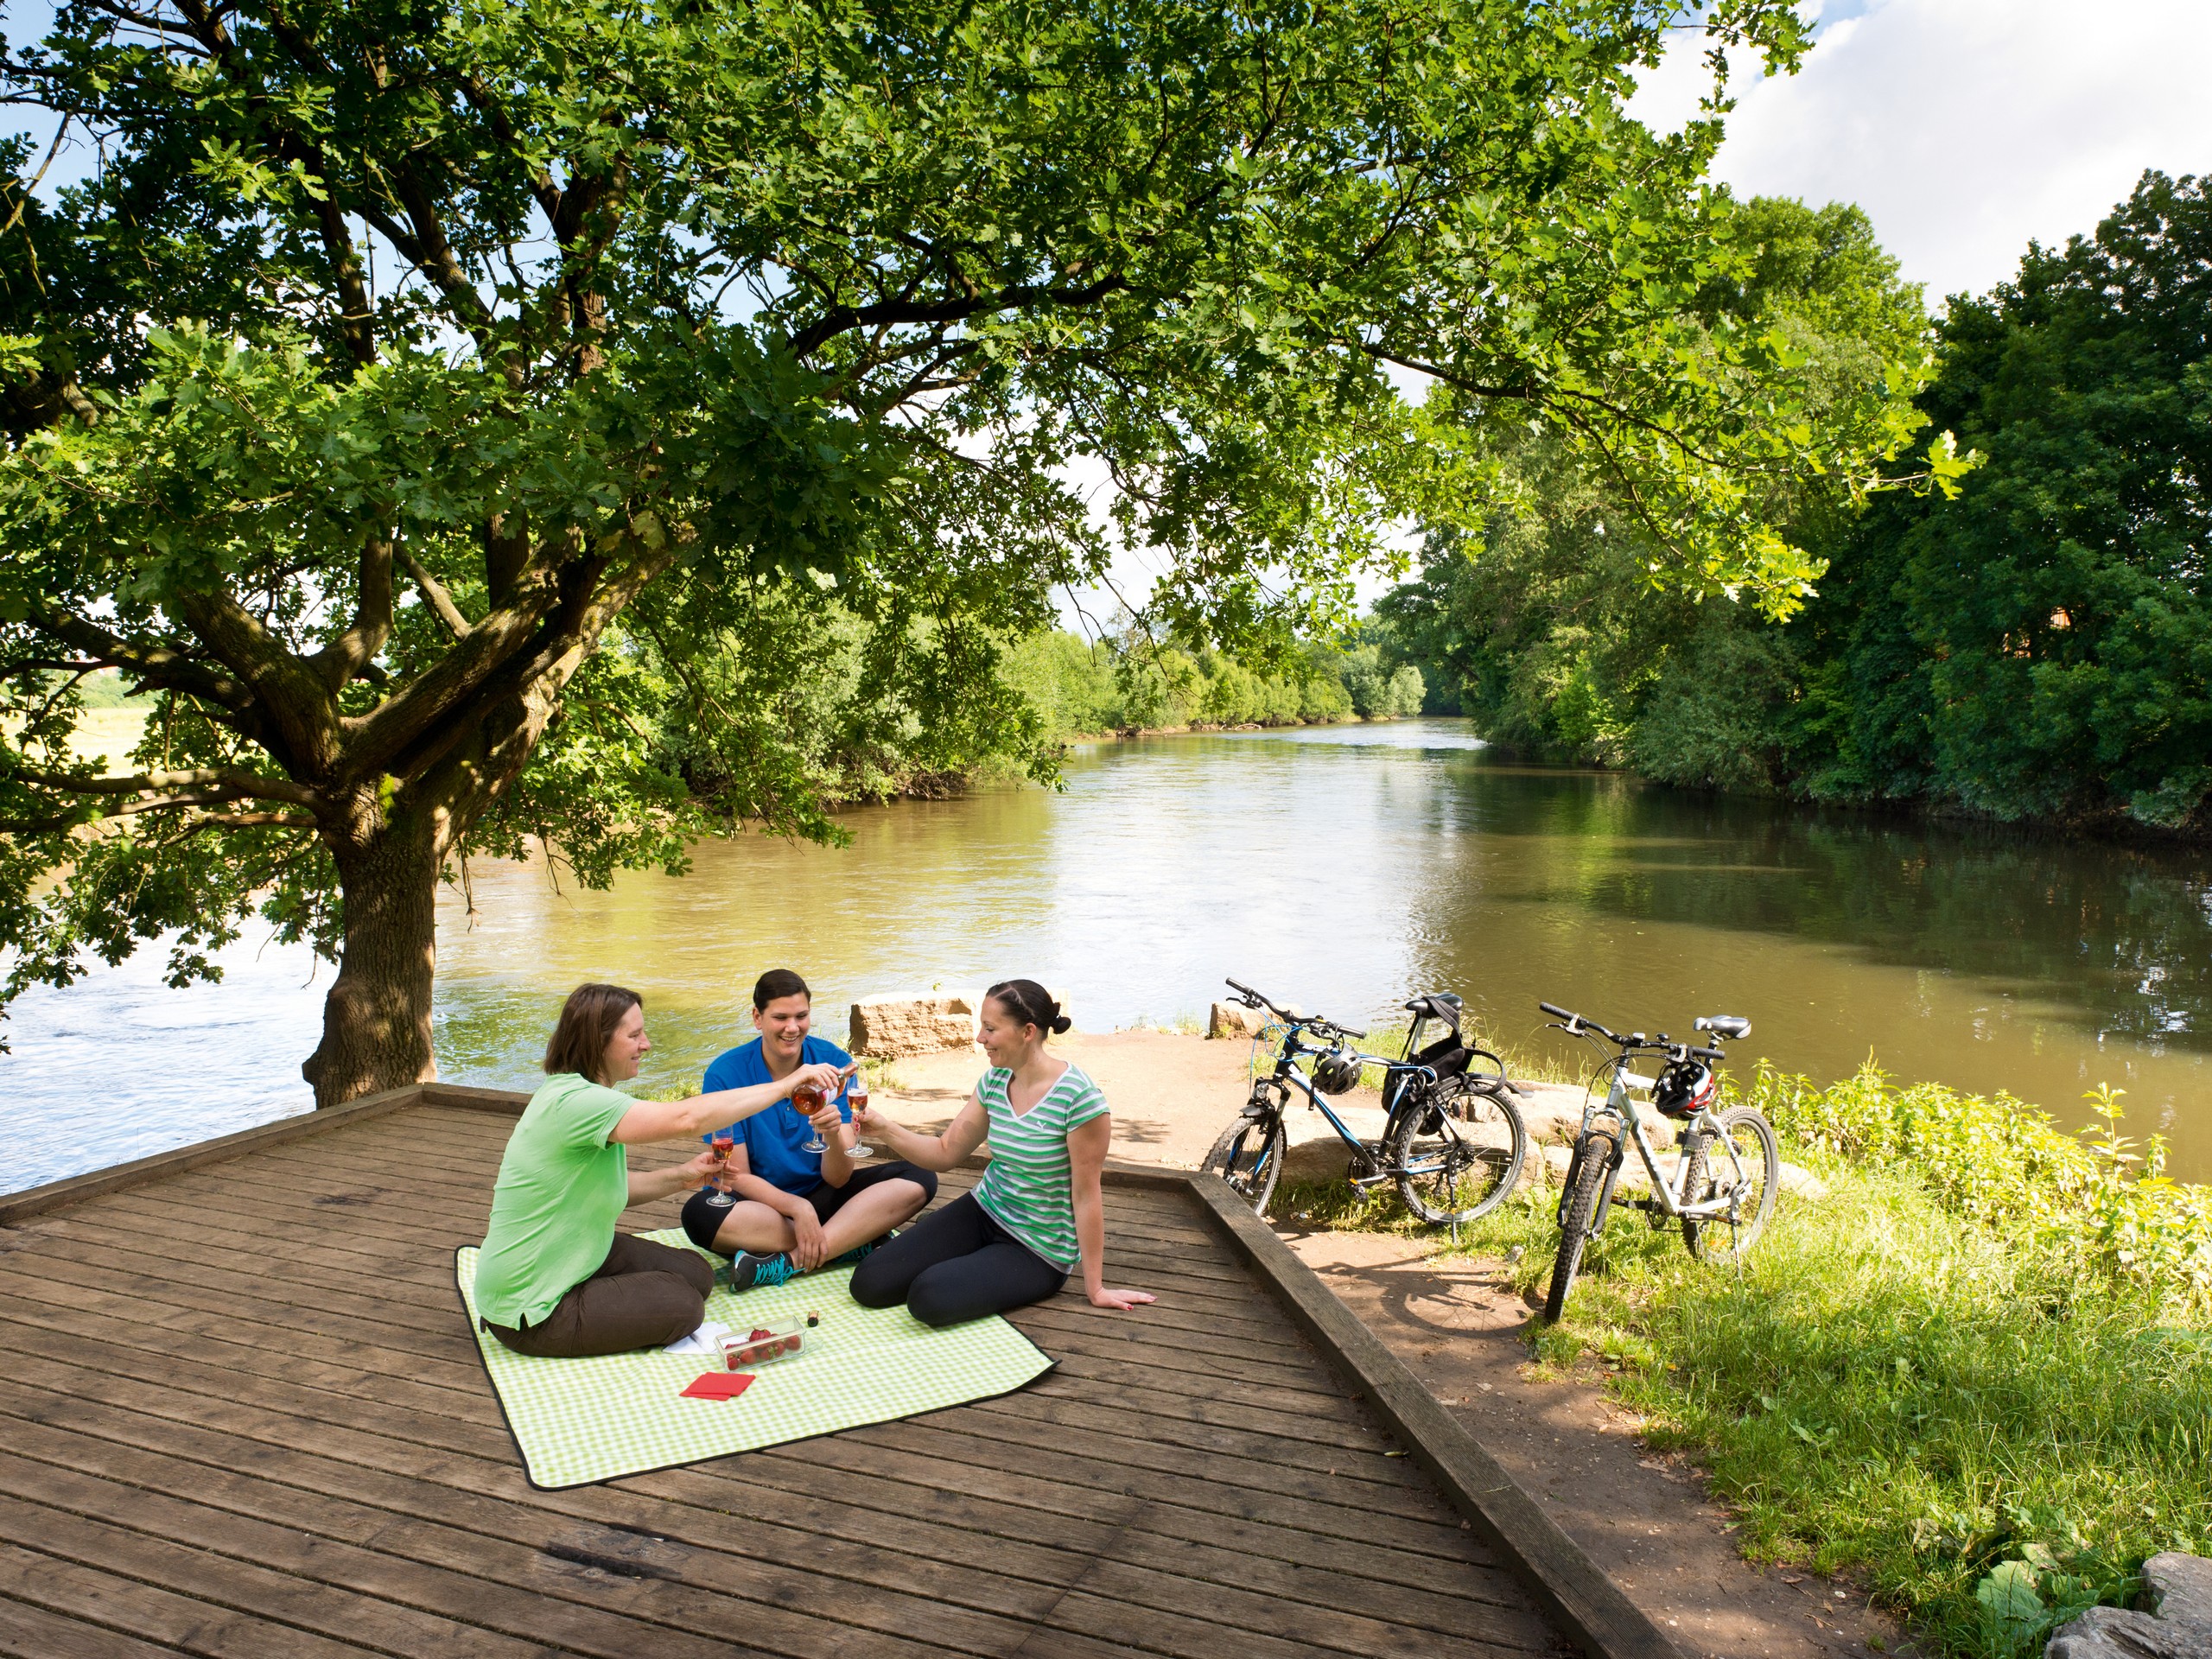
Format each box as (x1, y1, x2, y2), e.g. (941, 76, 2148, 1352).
(987, 978, 1070, 1037)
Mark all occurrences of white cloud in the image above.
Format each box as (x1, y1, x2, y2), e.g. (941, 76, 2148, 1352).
(1630, 0, 2212, 303)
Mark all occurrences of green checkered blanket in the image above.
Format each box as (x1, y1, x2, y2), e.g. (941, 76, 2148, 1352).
(455, 1229, 1054, 1489)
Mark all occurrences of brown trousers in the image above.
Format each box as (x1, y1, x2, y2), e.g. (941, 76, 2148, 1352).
(484, 1232, 715, 1358)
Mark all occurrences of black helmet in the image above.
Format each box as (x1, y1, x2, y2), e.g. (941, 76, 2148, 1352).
(1654, 1059, 1717, 1121)
(1312, 1046, 1363, 1096)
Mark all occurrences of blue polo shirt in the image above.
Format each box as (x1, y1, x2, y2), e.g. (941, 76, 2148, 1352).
(701, 1035, 854, 1197)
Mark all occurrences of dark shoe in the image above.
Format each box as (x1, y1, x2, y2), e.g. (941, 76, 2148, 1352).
(718, 1250, 797, 1292)
(830, 1240, 880, 1268)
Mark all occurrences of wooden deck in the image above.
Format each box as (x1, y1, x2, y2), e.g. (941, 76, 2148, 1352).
(0, 1097, 1599, 1659)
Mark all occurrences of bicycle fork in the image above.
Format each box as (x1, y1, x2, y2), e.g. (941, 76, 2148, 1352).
(1557, 1122, 1629, 1232)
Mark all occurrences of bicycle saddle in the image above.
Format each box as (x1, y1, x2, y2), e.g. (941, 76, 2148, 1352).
(1403, 993, 1463, 1029)
(1695, 1014, 1751, 1040)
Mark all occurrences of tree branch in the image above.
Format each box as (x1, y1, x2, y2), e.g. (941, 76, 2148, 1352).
(9, 762, 319, 805)
(398, 544, 471, 638)
(787, 275, 1129, 359)
(27, 604, 256, 716)
(308, 531, 395, 692)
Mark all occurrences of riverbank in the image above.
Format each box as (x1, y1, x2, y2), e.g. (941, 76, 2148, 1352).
(879, 1030, 2212, 1659)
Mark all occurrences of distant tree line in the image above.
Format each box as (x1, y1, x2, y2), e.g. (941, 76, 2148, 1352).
(1382, 175, 2212, 839)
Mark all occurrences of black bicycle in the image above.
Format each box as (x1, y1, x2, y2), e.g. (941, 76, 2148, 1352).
(1536, 1001, 1777, 1321)
(1203, 978, 1529, 1228)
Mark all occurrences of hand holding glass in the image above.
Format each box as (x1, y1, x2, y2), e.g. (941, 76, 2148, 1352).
(792, 1081, 829, 1154)
(845, 1071, 873, 1160)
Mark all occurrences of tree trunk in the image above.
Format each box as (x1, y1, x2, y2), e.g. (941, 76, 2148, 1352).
(301, 806, 442, 1108)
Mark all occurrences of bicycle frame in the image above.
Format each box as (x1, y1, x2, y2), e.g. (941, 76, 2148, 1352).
(1568, 1058, 1751, 1231)
(1247, 1026, 1445, 1185)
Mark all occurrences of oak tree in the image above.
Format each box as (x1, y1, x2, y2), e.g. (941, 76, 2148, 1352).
(0, 0, 1905, 1102)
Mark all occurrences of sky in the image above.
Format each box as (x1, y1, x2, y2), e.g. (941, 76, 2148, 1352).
(1630, 0, 2212, 303)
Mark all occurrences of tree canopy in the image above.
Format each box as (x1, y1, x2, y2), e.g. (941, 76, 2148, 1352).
(0, 0, 1927, 1100)
(1387, 173, 2211, 838)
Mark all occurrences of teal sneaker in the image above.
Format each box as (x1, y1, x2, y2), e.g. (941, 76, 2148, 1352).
(830, 1240, 879, 1268)
(718, 1250, 797, 1292)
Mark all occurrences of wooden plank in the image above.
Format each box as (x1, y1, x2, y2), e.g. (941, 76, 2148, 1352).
(0, 1503, 506, 1659)
(0, 1592, 190, 1659)
(416, 1083, 529, 1116)
(0, 1085, 426, 1226)
(0, 1337, 1521, 1625)
(0, 1481, 561, 1659)
(0, 1531, 410, 1659)
(1188, 1170, 1682, 1659)
(0, 1435, 964, 1659)
(0, 1372, 1529, 1647)
(0, 1380, 1539, 1659)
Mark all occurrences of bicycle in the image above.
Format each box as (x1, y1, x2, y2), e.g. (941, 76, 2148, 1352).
(1535, 1000, 1778, 1322)
(1203, 978, 1529, 1230)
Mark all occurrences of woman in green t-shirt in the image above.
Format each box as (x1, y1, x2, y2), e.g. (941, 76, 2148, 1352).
(849, 979, 1154, 1326)
(475, 982, 849, 1357)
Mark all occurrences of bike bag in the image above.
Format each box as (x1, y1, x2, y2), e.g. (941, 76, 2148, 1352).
(1414, 1034, 1474, 1079)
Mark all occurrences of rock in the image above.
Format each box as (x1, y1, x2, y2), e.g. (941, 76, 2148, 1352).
(848, 991, 982, 1058)
(1778, 1162, 1827, 1200)
(1208, 1001, 1270, 1040)
(2047, 1553, 2212, 1658)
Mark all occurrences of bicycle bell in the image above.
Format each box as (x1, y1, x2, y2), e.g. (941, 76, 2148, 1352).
(1312, 1046, 1363, 1096)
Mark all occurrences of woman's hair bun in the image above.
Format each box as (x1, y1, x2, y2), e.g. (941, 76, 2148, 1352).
(987, 977, 1069, 1037)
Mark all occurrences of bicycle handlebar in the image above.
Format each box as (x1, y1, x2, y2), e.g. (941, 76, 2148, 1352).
(1224, 978, 1363, 1040)
(1540, 1000, 1732, 1065)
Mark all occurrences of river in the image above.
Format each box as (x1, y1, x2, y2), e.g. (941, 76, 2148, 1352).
(6, 718, 2209, 1192)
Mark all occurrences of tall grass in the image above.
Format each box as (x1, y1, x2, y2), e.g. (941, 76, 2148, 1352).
(1283, 1064, 2212, 1657)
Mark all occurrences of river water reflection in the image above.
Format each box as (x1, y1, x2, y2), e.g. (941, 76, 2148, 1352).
(6, 719, 2209, 1191)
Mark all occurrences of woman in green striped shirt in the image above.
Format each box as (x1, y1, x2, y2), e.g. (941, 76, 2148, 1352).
(849, 979, 1154, 1326)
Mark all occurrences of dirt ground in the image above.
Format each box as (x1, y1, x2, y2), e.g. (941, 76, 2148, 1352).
(876, 1028, 1910, 1659)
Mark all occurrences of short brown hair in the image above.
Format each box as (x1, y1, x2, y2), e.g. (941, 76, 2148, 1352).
(544, 982, 644, 1084)
(753, 968, 810, 1011)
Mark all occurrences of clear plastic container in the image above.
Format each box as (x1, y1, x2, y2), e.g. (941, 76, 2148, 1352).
(717, 1313, 821, 1370)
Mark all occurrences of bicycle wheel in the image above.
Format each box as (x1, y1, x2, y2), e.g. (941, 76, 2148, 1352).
(1391, 1078, 1527, 1225)
(1543, 1131, 1611, 1323)
(1680, 1106, 1779, 1262)
(1204, 1115, 1288, 1217)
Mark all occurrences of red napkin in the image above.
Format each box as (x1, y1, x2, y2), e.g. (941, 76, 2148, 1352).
(681, 1370, 755, 1401)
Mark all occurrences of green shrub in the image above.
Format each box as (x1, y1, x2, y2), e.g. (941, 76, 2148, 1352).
(1745, 1064, 2212, 1320)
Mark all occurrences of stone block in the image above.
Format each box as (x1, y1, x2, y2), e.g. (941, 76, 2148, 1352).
(848, 991, 982, 1058)
(2047, 1553, 2212, 1658)
(1208, 1001, 1270, 1040)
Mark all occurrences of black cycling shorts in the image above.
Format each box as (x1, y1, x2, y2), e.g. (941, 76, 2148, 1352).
(679, 1160, 938, 1252)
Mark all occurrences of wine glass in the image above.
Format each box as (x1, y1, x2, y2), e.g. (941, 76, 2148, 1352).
(845, 1071, 873, 1160)
(709, 1129, 735, 1191)
(792, 1081, 828, 1155)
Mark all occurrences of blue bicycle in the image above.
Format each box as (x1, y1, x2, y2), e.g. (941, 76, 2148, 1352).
(1204, 978, 1529, 1227)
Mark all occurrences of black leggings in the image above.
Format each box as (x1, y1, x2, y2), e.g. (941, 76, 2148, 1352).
(848, 1193, 1066, 1327)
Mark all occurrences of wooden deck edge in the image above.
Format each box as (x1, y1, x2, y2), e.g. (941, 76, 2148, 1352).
(0, 1082, 431, 1226)
(1183, 1172, 1689, 1659)
(418, 1081, 531, 1116)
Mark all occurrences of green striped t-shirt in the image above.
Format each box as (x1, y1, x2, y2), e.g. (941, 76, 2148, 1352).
(971, 1063, 1109, 1268)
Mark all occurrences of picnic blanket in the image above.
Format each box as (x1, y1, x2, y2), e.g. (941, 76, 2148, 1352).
(454, 1229, 1054, 1489)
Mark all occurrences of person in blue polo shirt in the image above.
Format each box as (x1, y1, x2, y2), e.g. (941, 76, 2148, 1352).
(680, 968, 938, 1290)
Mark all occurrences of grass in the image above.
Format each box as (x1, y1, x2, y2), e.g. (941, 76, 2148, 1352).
(1278, 1065, 2212, 1659)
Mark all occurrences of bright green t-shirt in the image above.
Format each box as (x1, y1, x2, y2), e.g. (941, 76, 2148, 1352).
(473, 1073, 634, 1329)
